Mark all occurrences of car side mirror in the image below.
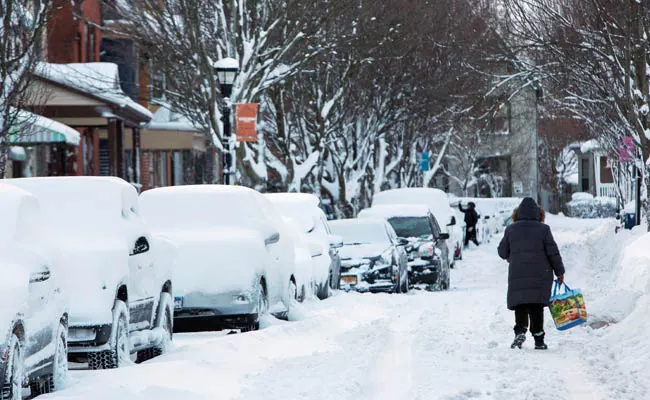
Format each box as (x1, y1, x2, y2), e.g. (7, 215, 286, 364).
(328, 235, 343, 249)
(438, 233, 450, 240)
(265, 232, 280, 246)
(447, 216, 456, 226)
(397, 238, 409, 246)
(30, 265, 51, 283)
(131, 236, 150, 256)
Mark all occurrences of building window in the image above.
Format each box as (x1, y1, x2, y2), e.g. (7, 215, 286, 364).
(75, 32, 82, 63)
(600, 156, 613, 184)
(151, 66, 166, 100)
(87, 26, 96, 62)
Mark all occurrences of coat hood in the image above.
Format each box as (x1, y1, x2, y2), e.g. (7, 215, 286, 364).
(516, 197, 540, 221)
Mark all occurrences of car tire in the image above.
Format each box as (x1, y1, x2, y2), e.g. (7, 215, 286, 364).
(88, 301, 130, 370)
(243, 280, 268, 332)
(401, 272, 409, 293)
(137, 293, 173, 362)
(31, 322, 68, 395)
(1, 334, 23, 400)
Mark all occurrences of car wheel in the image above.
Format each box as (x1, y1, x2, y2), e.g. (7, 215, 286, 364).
(1, 334, 23, 400)
(138, 293, 173, 362)
(88, 301, 130, 370)
(243, 280, 268, 332)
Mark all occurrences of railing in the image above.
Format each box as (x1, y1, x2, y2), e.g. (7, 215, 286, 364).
(598, 183, 617, 198)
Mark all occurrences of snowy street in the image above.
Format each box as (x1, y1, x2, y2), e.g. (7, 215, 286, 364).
(41, 215, 647, 400)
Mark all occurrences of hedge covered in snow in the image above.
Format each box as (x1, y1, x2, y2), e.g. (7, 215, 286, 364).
(565, 192, 617, 219)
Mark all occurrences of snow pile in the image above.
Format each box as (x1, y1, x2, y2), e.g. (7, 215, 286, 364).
(566, 192, 617, 218)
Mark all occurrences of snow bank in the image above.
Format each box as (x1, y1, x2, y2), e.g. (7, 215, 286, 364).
(566, 193, 617, 218)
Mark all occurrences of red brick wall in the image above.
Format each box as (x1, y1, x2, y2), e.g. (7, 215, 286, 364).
(47, 0, 102, 63)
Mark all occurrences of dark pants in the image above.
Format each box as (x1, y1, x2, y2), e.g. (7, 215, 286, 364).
(514, 304, 544, 335)
(464, 226, 479, 246)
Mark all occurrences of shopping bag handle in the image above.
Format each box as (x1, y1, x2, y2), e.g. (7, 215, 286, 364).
(553, 280, 571, 296)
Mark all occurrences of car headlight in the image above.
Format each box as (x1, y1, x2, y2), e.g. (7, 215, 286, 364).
(418, 243, 435, 258)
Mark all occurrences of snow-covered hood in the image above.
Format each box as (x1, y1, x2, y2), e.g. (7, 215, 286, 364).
(339, 243, 391, 263)
(154, 228, 271, 296)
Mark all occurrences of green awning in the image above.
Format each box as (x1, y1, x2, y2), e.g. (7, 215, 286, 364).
(8, 109, 80, 146)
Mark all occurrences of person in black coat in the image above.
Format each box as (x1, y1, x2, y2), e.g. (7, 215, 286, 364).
(498, 197, 565, 350)
(459, 201, 479, 247)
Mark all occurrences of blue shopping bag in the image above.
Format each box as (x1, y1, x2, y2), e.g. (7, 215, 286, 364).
(549, 281, 587, 331)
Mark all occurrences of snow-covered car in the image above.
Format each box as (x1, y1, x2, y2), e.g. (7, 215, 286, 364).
(373, 188, 463, 265)
(0, 184, 68, 397)
(329, 218, 409, 293)
(4, 177, 174, 369)
(139, 185, 300, 332)
(358, 205, 451, 289)
(265, 193, 343, 298)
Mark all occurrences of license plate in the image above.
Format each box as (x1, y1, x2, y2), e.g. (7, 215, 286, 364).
(341, 275, 358, 285)
(174, 296, 183, 310)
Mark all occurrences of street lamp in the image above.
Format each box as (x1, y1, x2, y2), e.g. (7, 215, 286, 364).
(215, 57, 240, 184)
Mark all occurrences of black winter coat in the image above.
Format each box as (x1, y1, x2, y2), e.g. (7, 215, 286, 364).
(458, 204, 479, 227)
(498, 197, 565, 310)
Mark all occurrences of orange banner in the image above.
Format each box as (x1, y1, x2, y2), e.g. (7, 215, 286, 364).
(235, 103, 259, 142)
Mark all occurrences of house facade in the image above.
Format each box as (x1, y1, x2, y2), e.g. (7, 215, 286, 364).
(447, 85, 540, 201)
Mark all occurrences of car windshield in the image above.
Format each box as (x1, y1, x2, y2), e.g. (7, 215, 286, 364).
(388, 217, 432, 238)
(330, 222, 389, 245)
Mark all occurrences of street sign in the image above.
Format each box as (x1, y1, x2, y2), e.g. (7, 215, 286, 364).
(513, 181, 523, 194)
(235, 103, 259, 142)
(419, 151, 430, 172)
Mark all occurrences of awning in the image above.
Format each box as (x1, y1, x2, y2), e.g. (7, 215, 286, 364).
(9, 109, 80, 146)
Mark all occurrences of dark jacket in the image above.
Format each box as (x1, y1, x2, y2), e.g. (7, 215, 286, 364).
(498, 197, 565, 310)
(458, 203, 479, 227)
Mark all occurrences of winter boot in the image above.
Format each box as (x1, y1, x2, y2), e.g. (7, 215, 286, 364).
(510, 333, 526, 349)
(533, 332, 547, 350)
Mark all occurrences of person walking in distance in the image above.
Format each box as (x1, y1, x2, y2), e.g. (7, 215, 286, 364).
(458, 201, 479, 247)
(498, 197, 565, 350)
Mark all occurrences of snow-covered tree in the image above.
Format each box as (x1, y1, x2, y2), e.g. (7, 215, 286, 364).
(0, 0, 51, 175)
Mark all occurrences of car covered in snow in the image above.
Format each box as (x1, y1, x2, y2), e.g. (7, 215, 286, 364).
(264, 193, 343, 298)
(0, 184, 69, 397)
(139, 185, 301, 332)
(4, 177, 174, 369)
(329, 218, 409, 293)
(358, 205, 451, 289)
(372, 188, 464, 265)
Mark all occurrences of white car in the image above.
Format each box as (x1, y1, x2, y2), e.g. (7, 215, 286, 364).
(0, 184, 68, 398)
(139, 185, 301, 332)
(4, 177, 174, 369)
(372, 188, 464, 266)
(329, 218, 409, 293)
(264, 193, 343, 299)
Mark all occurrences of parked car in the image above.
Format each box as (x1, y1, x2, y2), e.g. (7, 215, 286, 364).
(373, 188, 463, 265)
(358, 204, 451, 290)
(329, 218, 409, 293)
(0, 184, 68, 397)
(264, 193, 343, 298)
(4, 177, 174, 369)
(139, 185, 302, 332)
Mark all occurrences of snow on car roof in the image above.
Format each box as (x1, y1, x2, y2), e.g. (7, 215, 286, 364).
(0, 183, 41, 243)
(329, 218, 391, 244)
(140, 185, 264, 231)
(358, 204, 431, 219)
(372, 188, 453, 225)
(264, 193, 320, 233)
(3, 177, 135, 234)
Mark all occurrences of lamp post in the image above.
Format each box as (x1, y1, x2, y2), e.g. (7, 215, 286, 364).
(215, 57, 240, 185)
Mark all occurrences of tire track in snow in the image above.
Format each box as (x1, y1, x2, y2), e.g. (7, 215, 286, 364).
(368, 308, 420, 400)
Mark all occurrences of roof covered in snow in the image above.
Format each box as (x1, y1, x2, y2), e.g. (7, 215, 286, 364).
(35, 63, 153, 121)
(145, 104, 202, 132)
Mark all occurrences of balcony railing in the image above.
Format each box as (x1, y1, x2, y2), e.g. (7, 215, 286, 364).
(598, 183, 617, 198)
